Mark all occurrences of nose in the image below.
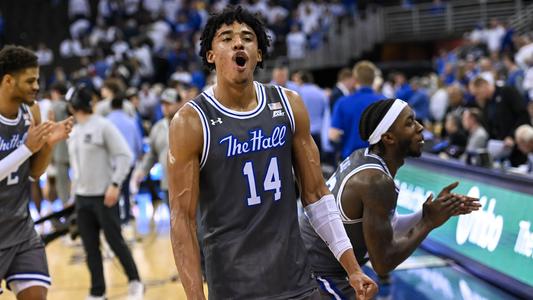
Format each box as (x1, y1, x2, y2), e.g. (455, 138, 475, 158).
(32, 81, 39, 91)
(415, 120, 424, 133)
(232, 36, 244, 50)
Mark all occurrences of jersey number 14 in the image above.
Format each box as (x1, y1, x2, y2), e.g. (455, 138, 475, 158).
(243, 157, 281, 206)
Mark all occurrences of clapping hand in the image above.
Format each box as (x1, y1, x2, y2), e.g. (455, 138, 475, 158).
(423, 182, 481, 229)
(47, 117, 74, 146)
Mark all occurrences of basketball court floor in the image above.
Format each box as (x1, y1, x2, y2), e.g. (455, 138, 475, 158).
(1, 194, 521, 300)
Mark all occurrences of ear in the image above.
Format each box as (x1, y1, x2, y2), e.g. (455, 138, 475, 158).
(381, 132, 395, 146)
(206, 50, 215, 64)
(257, 49, 263, 63)
(1, 74, 13, 86)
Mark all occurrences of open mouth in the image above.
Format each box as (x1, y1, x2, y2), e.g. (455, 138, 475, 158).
(236, 56, 246, 67)
(234, 52, 248, 68)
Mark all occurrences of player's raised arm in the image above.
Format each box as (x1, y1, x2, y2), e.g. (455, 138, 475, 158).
(167, 105, 205, 300)
(286, 89, 378, 299)
(358, 172, 475, 275)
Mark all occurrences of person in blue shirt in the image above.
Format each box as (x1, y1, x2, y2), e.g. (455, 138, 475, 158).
(394, 72, 413, 101)
(107, 97, 143, 224)
(407, 77, 430, 124)
(298, 71, 327, 153)
(330, 61, 385, 159)
(270, 60, 301, 92)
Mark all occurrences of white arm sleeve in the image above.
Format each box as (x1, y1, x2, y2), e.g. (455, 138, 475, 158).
(0, 145, 32, 182)
(304, 194, 353, 261)
(391, 209, 423, 236)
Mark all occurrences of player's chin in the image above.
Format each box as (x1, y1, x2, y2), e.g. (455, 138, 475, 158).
(24, 98, 36, 106)
(408, 147, 423, 158)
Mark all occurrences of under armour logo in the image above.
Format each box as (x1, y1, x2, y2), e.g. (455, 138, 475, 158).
(210, 118, 223, 125)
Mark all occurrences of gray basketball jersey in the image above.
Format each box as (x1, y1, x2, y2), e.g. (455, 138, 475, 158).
(300, 148, 398, 277)
(189, 82, 315, 299)
(0, 104, 36, 249)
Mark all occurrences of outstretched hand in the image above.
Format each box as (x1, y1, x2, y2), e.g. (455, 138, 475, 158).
(47, 117, 74, 146)
(423, 182, 481, 229)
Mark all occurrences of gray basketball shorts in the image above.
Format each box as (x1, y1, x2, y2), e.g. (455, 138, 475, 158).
(315, 276, 356, 300)
(0, 235, 51, 295)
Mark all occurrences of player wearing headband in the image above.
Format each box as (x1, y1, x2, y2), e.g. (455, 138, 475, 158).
(300, 99, 481, 299)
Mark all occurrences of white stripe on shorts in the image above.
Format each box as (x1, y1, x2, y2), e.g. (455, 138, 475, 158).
(317, 276, 342, 300)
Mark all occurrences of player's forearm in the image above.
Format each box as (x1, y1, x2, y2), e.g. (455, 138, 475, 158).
(170, 215, 205, 300)
(338, 248, 363, 275)
(0, 145, 32, 181)
(29, 143, 53, 179)
(374, 221, 432, 275)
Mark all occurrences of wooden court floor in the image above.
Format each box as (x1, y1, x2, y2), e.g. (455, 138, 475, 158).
(2, 204, 206, 300)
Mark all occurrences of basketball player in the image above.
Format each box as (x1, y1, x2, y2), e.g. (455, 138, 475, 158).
(300, 99, 481, 299)
(168, 6, 377, 300)
(0, 45, 73, 300)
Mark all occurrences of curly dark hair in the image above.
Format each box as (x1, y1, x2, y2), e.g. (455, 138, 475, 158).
(199, 5, 270, 71)
(0, 45, 38, 80)
(359, 98, 396, 150)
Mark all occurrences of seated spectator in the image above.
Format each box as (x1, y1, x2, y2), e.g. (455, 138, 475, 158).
(462, 108, 489, 162)
(514, 124, 533, 174)
(469, 76, 529, 166)
(433, 113, 468, 159)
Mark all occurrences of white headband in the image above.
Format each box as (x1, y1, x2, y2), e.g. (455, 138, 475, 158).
(368, 99, 408, 145)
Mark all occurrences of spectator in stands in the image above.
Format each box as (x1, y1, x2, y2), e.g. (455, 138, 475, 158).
(469, 76, 530, 166)
(429, 78, 448, 127)
(329, 67, 355, 111)
(330, 61, 384, 159)
(286, 24, 306, 60)
(438, 113, 468, 158)
(514, 124, 533, 173)
(95, 78, 136, 117)
(462, 107, 489, 156)
(522, 56, 533, 101)
(514, 33, 533, 68)
(469, 76, 529, 141)
(270, 60, 300, 91)
(298, 71, 327, 154)
(407, 77, 430, 124)
(36, 43, 54, 67)
(500, 20, 515, 55)
(440, 62, 456, 85)
(478, 57, 495, 84)
(68, 0, 90, 20)
(502, 53, 526, 100)
(394, 72, 413, 101)
(485, 18, 505, 60)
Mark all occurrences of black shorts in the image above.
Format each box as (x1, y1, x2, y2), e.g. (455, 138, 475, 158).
(316, 275, 355, 300)
(0, 234, 51, 295)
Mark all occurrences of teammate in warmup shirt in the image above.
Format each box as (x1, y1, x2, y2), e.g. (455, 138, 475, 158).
(168, 6, 377, 300)
(0, 45, 73, 300)
(300, 99, 481, 299)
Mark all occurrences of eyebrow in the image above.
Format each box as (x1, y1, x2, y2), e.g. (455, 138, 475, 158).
(217, 30, 233, 37)
(217, 29, 255, 37)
